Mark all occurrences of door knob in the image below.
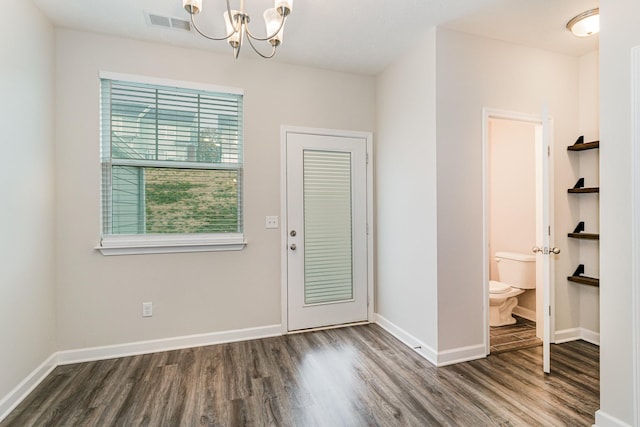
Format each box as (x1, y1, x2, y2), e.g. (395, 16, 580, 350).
(290, 230, 297, 237)
(290, 243, 297, 251)
(532, 246, 560, 255)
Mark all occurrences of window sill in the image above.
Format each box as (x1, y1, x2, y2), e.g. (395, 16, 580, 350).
(98, 233, 246, 256)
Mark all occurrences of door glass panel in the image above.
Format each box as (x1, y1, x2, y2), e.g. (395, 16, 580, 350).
(303, 150, 353, 305)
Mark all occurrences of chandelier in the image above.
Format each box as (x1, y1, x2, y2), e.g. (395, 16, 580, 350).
(182, 0, 293, 59)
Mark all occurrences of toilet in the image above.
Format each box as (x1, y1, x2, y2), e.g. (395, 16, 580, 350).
(489, 251, 536, 327)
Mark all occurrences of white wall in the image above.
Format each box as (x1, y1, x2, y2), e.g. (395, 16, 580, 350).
(489, 119, 537, 313)
(598, 0, 640, 425)
(577, 51, 600, 336)
(0, 0, 56, 401)
(375, 29, 439, 354)
(54, 29, 375, 350)
(435, 28, 580, 351)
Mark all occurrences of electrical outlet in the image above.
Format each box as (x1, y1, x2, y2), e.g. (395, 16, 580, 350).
(142, 302, 153, 317)
(265, 216, 279, 229)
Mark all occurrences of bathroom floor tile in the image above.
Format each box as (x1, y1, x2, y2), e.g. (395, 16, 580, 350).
(490, 316, 542, 354)
(491, 338, 543, 354)
(490, 333, 522, 345)
(513, 330, 537, 339)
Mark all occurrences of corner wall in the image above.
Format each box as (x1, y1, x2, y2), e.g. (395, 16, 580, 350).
(53, 29, 375, 351)
(374, 29, 439, 358)
(576, 50, 600, 337)
(435, 28, 580, 352)
(598, 0, 640, 425)
(0, 0, 56, 405)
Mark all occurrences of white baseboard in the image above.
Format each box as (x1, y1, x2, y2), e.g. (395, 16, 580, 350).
(0, 324, 282, 423)
(374, 314, 485, 367)
(554, 327, 600, 346)
(57, 324, 282, 365)
(0, 353, 58, 423)
(594, 410, 633, 427)
(580, 328, 601, 346)
(513, 306, 536, 322)
(374, 314, 438, 365)
(554, 328, 581, 343)
(437, 343, 486, 366)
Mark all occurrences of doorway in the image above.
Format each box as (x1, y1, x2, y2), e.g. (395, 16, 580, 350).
(281, 127, 374, 332)
(487, 117, 540, 353)
(483, 109, 555, 372)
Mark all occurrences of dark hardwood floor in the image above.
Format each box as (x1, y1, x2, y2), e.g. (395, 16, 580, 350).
(1, 324, 599, 426)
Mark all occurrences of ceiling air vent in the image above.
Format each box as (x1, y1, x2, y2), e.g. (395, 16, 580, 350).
(170, 18, 191, 32)
(145, 12, 191, 32)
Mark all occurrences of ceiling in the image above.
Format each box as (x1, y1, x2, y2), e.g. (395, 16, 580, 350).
(32, 0, 599, 75)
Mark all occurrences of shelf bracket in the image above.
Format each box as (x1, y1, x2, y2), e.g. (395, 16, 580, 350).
(572, 264, 585, 277)
(572, 178, 585, 189)
(572, 222, 585, 234)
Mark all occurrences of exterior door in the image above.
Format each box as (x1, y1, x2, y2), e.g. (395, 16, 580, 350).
(284, 128, 371, 331)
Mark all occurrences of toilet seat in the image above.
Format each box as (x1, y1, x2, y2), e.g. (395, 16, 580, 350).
(490, 280, 511, 294)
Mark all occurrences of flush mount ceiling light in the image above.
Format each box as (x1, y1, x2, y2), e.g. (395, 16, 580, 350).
(566, 8, 599, 37)
(182, 0, 293, 59)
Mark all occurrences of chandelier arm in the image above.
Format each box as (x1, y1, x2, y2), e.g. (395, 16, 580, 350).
(233, 24, 244, 59)
(190, 13, 235, 41)
(246, 35, 277, 59)
(225, 0, 242, 33)
(245, 15, 286, 42)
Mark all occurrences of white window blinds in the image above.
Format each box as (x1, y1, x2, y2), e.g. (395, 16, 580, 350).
(303, 150, 354, 304)
(100, 77, 243, 239)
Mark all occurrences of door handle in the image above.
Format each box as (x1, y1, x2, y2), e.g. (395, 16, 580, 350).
(532, 246, 560, 255)
(290, 243, 297, 251)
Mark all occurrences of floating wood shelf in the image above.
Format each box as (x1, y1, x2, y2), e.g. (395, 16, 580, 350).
(567, 222, 599, 240)
(568, 177, 599, 193)
(567, 264, 600, 287)
(568, 187, 600, 193)
(568, 232, 599, 240)
(567, 136, 600, 151)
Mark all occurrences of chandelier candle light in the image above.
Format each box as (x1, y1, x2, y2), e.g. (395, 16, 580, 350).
(182, 0, 293, 59)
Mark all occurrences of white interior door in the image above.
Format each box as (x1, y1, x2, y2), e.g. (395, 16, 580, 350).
(284, 129, 370, 331)
(534, 108, 555, 374)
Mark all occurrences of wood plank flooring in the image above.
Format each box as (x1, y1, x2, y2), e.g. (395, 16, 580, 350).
(1, 324, 599, 426)
(490, 316, 542, 354)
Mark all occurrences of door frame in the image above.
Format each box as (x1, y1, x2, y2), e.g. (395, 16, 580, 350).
(481, 108, 556, 356)
(280, 126, 374, 334)
(631, 45, 640, 427)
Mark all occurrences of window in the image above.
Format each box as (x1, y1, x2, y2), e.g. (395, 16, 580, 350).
(99, 73, 245, 255)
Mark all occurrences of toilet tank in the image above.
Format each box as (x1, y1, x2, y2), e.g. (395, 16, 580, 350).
(495, 251, 536, 289)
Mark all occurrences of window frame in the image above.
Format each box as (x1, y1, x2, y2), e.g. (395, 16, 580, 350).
(98, 72, 246, 256)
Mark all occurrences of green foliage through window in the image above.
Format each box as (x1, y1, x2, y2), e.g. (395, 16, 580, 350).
(144, 168, 239, 234)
